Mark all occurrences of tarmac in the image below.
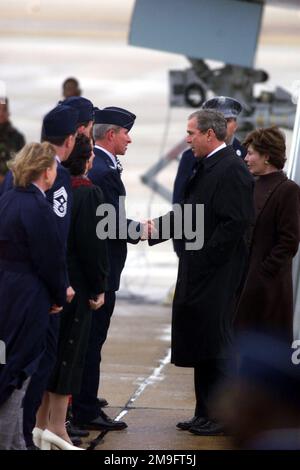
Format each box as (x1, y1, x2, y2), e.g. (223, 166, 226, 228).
(81, 299, 232, 451)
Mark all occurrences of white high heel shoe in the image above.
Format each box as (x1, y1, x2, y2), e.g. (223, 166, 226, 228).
(40, 429, 84, 450)
(32, 427, 44, 448)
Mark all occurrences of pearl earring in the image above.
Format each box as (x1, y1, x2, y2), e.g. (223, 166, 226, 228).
(264, 160, 269, 165)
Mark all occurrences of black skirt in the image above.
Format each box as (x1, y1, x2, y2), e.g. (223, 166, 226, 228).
(48, 289, 93, 395)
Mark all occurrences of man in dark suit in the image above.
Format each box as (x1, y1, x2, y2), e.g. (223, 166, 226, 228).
(172, 96, 247, 257)
(150, 109, 254, 435)
(72, 107, 151, 431)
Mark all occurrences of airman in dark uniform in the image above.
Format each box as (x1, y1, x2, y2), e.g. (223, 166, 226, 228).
(21, 105, 79, 449)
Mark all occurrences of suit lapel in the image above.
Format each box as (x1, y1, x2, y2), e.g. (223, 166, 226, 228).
(94, 147, 116, 170)
(93, 147, 126, 196)
(184, 146, 232, 199)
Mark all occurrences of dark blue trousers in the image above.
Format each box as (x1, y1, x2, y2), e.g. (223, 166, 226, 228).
(72, 290, 116, 424)
(23, 315, 60, 447)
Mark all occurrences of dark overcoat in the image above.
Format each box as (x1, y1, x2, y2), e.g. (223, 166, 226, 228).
(172, 149, 196, 257)
(151, 146, 254, 366)
(48, 180, 109, 394)
(172, 146, 254, 366)
(88, 146, 139, 291)
(172, 139, 247, 257)
(235, 171, 300, 340)
(0, 185, 67, 406)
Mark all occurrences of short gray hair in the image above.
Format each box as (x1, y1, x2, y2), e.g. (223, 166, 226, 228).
(93, 123, 121, 141)
(189, 109, 227, 141)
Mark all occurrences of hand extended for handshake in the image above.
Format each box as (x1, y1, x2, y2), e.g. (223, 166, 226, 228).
(140, 219, 157, 240)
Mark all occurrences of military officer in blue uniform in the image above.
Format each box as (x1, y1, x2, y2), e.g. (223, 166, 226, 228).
(203, 96, 246, 159)
(0, 142, 67, 449)
(71, 107, 148, 431)
(21, 104, 79, 448)
(172, 96, 246, 257)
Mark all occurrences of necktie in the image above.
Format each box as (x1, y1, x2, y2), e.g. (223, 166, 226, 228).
(115, 157, 123, 174)
(191, 158, 204, 178)
(184, 158, 204, 201)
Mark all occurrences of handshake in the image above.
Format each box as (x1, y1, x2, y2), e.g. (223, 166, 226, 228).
(140, 219, 157, 240)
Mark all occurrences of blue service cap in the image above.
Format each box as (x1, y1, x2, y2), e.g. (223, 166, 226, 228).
(234, 331, 300, 405)
(60, 96, 95, 123)
(42, 105, 79, 138)
(202, 96, 242, 119)
(94, 106, 136, 131)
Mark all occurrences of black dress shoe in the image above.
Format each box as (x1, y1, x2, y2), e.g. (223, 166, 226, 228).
(66, 421, 90, 438)
(77, 410, 127, 431)
(70, 435, 82, 446)
(176, 416, 208, 431)
(98, 397, 108, 408)
(189, 420, 225, 436)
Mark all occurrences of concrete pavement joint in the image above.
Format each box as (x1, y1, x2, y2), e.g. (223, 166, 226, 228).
(121, 347, 171, 413)
(88, 348, 171, 450)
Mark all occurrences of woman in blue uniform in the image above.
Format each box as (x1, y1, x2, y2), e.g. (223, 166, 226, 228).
(0, 142, 67, 450)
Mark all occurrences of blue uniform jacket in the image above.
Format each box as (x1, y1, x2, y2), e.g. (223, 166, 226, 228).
(0, 185, 67, 406)
(88, 146, 140, 291)
(0, 163, 72, 247)
(46, 163, 73, 247)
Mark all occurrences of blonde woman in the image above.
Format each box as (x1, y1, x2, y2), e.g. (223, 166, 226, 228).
(0, 142, 67, 450)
